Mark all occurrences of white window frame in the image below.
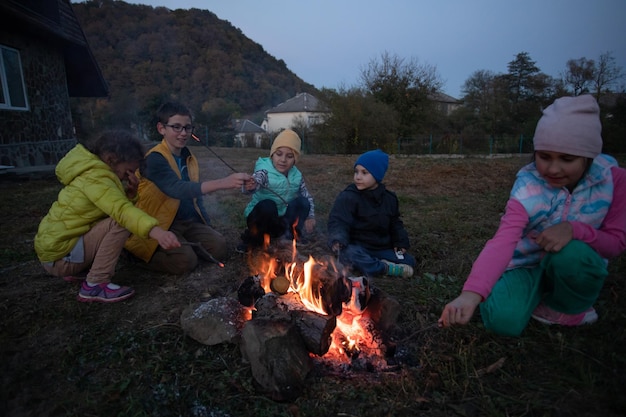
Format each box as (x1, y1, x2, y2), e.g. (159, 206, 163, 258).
(0, 45, 29, 111)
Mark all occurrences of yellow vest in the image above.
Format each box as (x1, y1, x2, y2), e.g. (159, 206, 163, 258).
(124, 139, 204, 262)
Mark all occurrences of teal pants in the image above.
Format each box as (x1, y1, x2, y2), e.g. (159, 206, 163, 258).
(479, 240, 607, 337)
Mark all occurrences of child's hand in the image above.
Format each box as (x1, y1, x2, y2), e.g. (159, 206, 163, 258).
(244, 176, 257, 192)
(535, 222, 573, 253)
(125, 169, 139, 199)
(225, 173, 253, 190)
(438, 291, 483, 328)
(149, 227, 180, 250)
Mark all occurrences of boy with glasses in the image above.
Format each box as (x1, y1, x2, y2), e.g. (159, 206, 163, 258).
(125, 102, 255, 274)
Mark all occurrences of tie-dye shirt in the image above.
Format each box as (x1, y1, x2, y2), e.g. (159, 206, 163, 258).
(507, 154, 615, 268)
(462, 154, 626, 300)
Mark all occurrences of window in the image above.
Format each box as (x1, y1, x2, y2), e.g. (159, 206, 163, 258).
(0, 45, 29, 110)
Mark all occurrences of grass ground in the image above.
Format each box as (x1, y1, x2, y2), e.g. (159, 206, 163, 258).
(1, 147, 625, 417)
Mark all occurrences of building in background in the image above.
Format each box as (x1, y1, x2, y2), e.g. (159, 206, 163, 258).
(233, 118, 266, 148)
(261, 92, 330, 135)
(0, 0, 107, 168)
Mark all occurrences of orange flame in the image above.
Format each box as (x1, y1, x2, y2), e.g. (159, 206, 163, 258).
(252, 236, 381, 362)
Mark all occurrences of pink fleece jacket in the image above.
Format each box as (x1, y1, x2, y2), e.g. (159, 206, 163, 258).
(463, 166, 626, 300)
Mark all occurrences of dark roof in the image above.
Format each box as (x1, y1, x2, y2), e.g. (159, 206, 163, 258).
(0, 0, 108, 97)
(266, 93, 329, 114)
(428, 91, 460, 103)
(233, 119, 265, 133)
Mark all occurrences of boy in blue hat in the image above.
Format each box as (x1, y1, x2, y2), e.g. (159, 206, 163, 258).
(327, 149, 416, 277)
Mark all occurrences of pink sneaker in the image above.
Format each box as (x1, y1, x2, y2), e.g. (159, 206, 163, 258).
(531, 303, 598, 326)
(77, 282, 135, 303)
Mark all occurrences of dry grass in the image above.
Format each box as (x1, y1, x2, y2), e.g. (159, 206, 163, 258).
(1, 147, 625, 417)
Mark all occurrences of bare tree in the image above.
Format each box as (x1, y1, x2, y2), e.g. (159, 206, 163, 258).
(562, 57, 595, 96)
(592, 51, 624, 99)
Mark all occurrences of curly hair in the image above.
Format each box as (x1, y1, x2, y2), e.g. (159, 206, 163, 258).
(87, 130, 145, 164)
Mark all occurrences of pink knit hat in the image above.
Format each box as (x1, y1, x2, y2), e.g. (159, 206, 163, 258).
(533, 95, 602, 159)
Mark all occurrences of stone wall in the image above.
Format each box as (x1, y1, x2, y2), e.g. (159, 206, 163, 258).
(0, 31, 75, 167)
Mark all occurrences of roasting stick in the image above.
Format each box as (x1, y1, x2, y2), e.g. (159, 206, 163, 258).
(192, 134, 239, 172)
(181, 242, 225, 268)
(191, 133, 289, 205)
(398, 322, 439, 343)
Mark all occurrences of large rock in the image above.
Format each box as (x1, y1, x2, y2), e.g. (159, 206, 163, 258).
(180, 297, 246, 345)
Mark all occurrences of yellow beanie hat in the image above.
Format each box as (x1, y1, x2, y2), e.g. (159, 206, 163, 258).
(270, 129, 301, 162)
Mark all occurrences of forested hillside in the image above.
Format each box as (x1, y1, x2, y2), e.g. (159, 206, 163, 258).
(71, 0, 317, 138)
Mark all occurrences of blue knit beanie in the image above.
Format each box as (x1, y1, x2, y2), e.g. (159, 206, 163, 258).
(354, 149, 389, 182)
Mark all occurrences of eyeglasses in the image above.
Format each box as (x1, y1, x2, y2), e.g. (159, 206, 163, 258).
(163, 124, 195, 133)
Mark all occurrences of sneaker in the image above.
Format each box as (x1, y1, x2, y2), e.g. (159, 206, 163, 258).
(77, 282, 135, 303)
(531, 303, 598, 326)
(381, 260, 414, 278)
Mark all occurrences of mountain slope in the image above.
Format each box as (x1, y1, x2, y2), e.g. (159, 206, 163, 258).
(71, 0, 317, 130)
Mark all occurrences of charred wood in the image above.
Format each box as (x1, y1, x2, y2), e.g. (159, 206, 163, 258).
(240, 317, 311, 402)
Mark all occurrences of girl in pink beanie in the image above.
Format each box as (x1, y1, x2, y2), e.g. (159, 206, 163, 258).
(439, 95, 626, 336)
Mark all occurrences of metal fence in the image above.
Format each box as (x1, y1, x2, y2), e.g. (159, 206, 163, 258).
(189, 128, 539, 157)
(396, 134, 534, 155)
(302, 133, 535, 156)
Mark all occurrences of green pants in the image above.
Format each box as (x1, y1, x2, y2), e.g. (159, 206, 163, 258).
(479, 240, 607, 337)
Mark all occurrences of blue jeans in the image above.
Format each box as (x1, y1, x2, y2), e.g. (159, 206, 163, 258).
(338, 244, 416, 276)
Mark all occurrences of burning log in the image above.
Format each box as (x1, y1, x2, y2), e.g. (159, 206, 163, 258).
(232, 240, 404, 400)
(253, 293, 337, 356)
(363, 286, 401, 334)
(237, 275, 265, 307)
(317, 269, 352, 316)
(292, 310, 336, 356)
(240, 317, 311, 402)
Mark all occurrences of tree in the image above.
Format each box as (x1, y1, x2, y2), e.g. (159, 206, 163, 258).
(72, 1, 317, 136)
(314, 87, 397, 153)
(360, 51, 442, 138)
(505, 52, 541, 103)
(563, 57, 595, 96)
(592, 51, 624, 99)
(503, 52, 554, 134)
(460, 70, 511, 138)
(461, 70, 497, 114)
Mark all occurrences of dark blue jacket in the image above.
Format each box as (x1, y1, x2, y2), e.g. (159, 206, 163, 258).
(327, 183, 410, 251)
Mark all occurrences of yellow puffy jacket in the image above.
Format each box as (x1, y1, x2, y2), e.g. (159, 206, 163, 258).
(34, 144, 159, 262)
(124, 140, 204, 262)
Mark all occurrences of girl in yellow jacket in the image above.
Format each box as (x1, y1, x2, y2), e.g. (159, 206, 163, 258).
(34, 130, 179, 303)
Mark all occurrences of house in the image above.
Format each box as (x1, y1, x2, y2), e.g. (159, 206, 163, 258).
(261, 92, 329, 135)
(428, 92, 462, 116)
(0, 0, 108, 168)
(233, 119, 266, 148)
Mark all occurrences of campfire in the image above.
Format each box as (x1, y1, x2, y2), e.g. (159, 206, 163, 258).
(235, 238, 401, 399)
(180, 236, 401, 401)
